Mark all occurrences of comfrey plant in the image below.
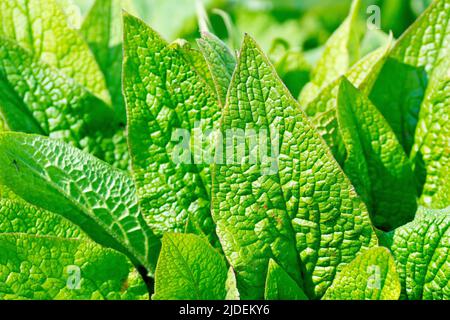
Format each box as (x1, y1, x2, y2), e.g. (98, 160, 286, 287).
(0, 0, 448, 300)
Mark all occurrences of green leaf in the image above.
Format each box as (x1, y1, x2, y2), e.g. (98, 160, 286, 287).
(299, 0, 363, 105)
(322, 247, 401, 300)
(0, 234, 148, 300)
(212, 35, 376, 300)
(122, 13, 220, 243)
(345, 39, 393, 93)
(381, 207, 450, 300)
(197, 31, 236, 107)
(176, 40, 215, 94)
(410, 57, 450, 209)
(336, 78, 417, 229)
(81, 0, 134, 120)
(370, 0, 450, 154)
(0, 37, 129, 170)
(273, 50, 311, 99)
(0, 132, 160, 274)
(265, 259, 308, 300)
(225, 267, 240, 300)
(0, 76, 44, 135)
(0, 0, 110, 103)
(0, 198, 83, 239)
(152, 233, 227, 300)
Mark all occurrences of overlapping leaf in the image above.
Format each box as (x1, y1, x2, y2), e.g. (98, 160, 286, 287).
(380, 207, 450, 300)
(122, 14, 221, 243)
(153, 233, 227, 300)
(197, 31, 236, 107)
(265, 259, 308, 300)
(410, 57, 450, 209)
(323, 247, 401, 300)
(370, 0, 450, 154)
(299, 0, 363, 105)
(0, 0, 110, 103)
(0, 132, 160, 274)
(212, 35, 376, 300)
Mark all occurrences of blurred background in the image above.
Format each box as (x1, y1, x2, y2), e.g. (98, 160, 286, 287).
(73, 0, 432, 49)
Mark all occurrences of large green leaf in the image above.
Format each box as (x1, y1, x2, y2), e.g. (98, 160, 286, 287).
(0, 132, 160, 274)
(410, 57, 450, 209)
(152, 233, 227, 300)
(381, 207, 450, 300)
(370, 0, 450, 154)
(197, 31, 236, 107)
(212, 35, 376, 300)
(299, 0, 363, 105)
(122, 13, 220, 243)
(264, 259, 308, 300)
(322, 247, 401, 300)
(0, 0, 110, 103)
(0, 234, 148, 300)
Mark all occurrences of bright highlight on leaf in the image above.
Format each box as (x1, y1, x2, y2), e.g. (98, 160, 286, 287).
(153, 233, 228, 300)
(322, 247, 401, 300)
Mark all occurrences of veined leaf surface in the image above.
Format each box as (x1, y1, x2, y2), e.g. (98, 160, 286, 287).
(212, 35, 376, 300)
(0, 132, 160, 274)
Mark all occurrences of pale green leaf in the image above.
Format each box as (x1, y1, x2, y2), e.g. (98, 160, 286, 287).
(197, 31, 236, 107)
(322, 247, 401, 300)
(81, 0, 135, 120)
(225, 267, 240, 300)
(152, 233, 227, 300)
(265, 259, 308, 300)
(0, 0, 110, 103)
(299, 0, 363, 105)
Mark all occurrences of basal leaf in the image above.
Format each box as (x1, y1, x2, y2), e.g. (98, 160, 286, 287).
(197, 31, 236, 107)
(212, 35, 376, 300)
(299, 0, 363, 105)
(264, 259, 308, 300)
(0, 0, 110, 103)
(381, 207, 450, 300)
(410, 57, 450, 209)
(0, 132, 160, 274)
(322, 247, 401, 300)
(370, 0, 450, 154)
(122, 13, 220, 243)
(152, 233, 227, 300)
(0, 234, 148, 300)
